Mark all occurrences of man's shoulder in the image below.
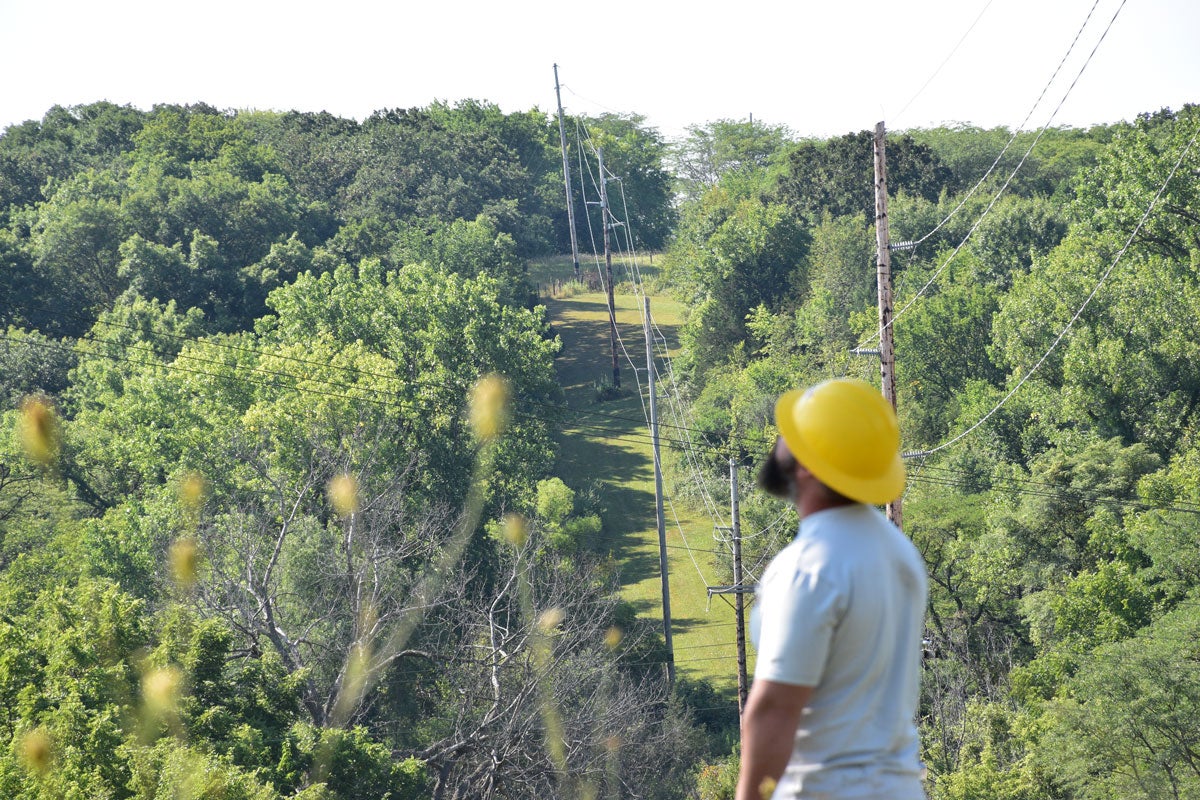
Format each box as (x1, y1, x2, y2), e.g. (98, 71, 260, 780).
(763, 526, 847, 587)
(805, 505, 924, 571)
(802, 504, 893, 544)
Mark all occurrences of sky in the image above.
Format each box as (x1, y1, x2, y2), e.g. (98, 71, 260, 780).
(1, 0, 1196, 140)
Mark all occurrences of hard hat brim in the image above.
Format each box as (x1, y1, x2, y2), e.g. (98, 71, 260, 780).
(775, 388, 906, 505)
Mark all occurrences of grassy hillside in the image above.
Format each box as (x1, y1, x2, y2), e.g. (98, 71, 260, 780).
(532, 257, 747, 691)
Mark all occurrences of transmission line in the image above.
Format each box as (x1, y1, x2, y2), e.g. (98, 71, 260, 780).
(859, 0, 1128, 351)
(899, 0, 1105, 250)
(903, 117, 1200, 459)
(893, 0, 997, 124)
(571, 120, 732, 597)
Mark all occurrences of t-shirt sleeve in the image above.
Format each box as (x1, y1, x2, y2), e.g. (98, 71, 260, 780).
(753, 560, 844, 687)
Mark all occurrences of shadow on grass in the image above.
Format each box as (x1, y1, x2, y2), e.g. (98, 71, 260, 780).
(544, 279, 720, 664)
(556, 413, 664, 587)
(546, 295, 683, 405)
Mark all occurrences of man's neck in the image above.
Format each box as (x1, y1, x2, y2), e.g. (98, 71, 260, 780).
(795, 488, 856, 519)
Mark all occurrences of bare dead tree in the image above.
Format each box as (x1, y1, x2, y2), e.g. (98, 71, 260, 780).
(195, 414, 462, 726)
(414, 536, 703, 800)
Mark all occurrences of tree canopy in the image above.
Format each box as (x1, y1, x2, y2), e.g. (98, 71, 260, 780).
(4, 94, 1199, 799)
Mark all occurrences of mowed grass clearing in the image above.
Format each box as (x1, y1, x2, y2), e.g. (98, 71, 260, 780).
(533, 256, 743, 691)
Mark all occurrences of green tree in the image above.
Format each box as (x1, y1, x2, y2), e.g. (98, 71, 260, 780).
(670, 118, 792, 203)
(670, 190, 809, 386)
(29, 170, 127, 333)
(350, 102, 557, 257)
(0, 327, 77, 409)
(773, 129, 951, 223)
(0, 578, 147, 799)
(575, 113, 676, 250)
(0, 102, 145, 226)
(894, 251, 1004, 445)
(389, 216, 530, 306)
(1038, 599, 1200, 800)
(803, 211, 876, 342)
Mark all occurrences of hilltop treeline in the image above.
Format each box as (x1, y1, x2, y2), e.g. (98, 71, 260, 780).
(0, 100, 674, 340)
(2, 97, 1199, 799)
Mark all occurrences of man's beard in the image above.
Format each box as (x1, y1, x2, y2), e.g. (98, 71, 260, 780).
(757, 447, 795, 500)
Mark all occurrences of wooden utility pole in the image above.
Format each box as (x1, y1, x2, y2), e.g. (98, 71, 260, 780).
(645, 296, 674, 685)
(873, 121, 902, 529)
(553, 64, 581, 280)
(598, 147, 620, 389)
(730, 458, 748, 711)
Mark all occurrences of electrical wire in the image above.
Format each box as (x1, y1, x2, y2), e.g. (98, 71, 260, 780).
(18, 326, 1193, 523)
(572, 119, 737, 597)
(904, 114, 1199, 459)
(893, 0, 997, 124)
(859, 0, 1128, 351)
(898, 0, 1104, 250)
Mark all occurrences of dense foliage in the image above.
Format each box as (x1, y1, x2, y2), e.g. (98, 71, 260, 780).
(0, 101, 694, 799)
(0, 101, 674, 338)
(666, 106, 1200, 800)
(3, 96, 1199, 799)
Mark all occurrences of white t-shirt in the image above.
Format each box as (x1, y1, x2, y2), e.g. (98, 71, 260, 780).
(750, 504, 928, 799)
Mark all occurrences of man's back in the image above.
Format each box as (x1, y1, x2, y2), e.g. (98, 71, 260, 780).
(751, 504, 927, 798)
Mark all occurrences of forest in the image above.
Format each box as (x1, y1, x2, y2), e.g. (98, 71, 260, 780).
(1, 98, 1198, 799)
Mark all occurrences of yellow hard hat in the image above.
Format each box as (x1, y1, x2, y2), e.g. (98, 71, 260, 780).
(774, 378, 905, 504)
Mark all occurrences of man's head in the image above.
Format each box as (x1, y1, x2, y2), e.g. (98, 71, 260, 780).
(757, 378, 905, 506)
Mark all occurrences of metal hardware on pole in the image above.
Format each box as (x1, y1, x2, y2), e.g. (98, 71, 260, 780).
(598, 147, 620, 390)
(730, 457, 748, 712)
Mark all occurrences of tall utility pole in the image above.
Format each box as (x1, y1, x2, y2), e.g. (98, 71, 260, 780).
(645, 296, 674, 685)
(730, 458, 748, 711)
(873, 121, 902, 529)
(598, 147, 620, 389)
(552, 64, 581, 280)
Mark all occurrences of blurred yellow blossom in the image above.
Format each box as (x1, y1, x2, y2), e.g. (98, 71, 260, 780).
(328, 473, 360, 517)
(20, 727, 52, 775)
(604, 626, 623, 650)
(470, 373, 510, 442)
(503, 514, 527, 547)
(18, 397, 59, 466)
(537, 607, 565, 633)
(170, 537, 200, 590)
(142, 666, 182, 717)
(178, 472, 206, 514)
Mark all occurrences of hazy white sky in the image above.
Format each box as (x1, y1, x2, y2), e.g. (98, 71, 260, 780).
(1, 0, 1196, 139)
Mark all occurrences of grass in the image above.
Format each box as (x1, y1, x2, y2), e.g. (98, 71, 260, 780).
(534, 256, 745, 691)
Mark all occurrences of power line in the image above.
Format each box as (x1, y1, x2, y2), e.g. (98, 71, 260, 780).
(893, 0, 997, 124)
(860, 0, 1128, 351)
(22, 328, 1195, 522)
(904, 114, 1199, 459)
(898, 0, 1104, 249)
(906, 466, 1200, 517)
(570, 119, 735, 601)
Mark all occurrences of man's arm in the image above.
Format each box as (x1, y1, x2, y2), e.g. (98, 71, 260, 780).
(736, 679, 812, 800)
